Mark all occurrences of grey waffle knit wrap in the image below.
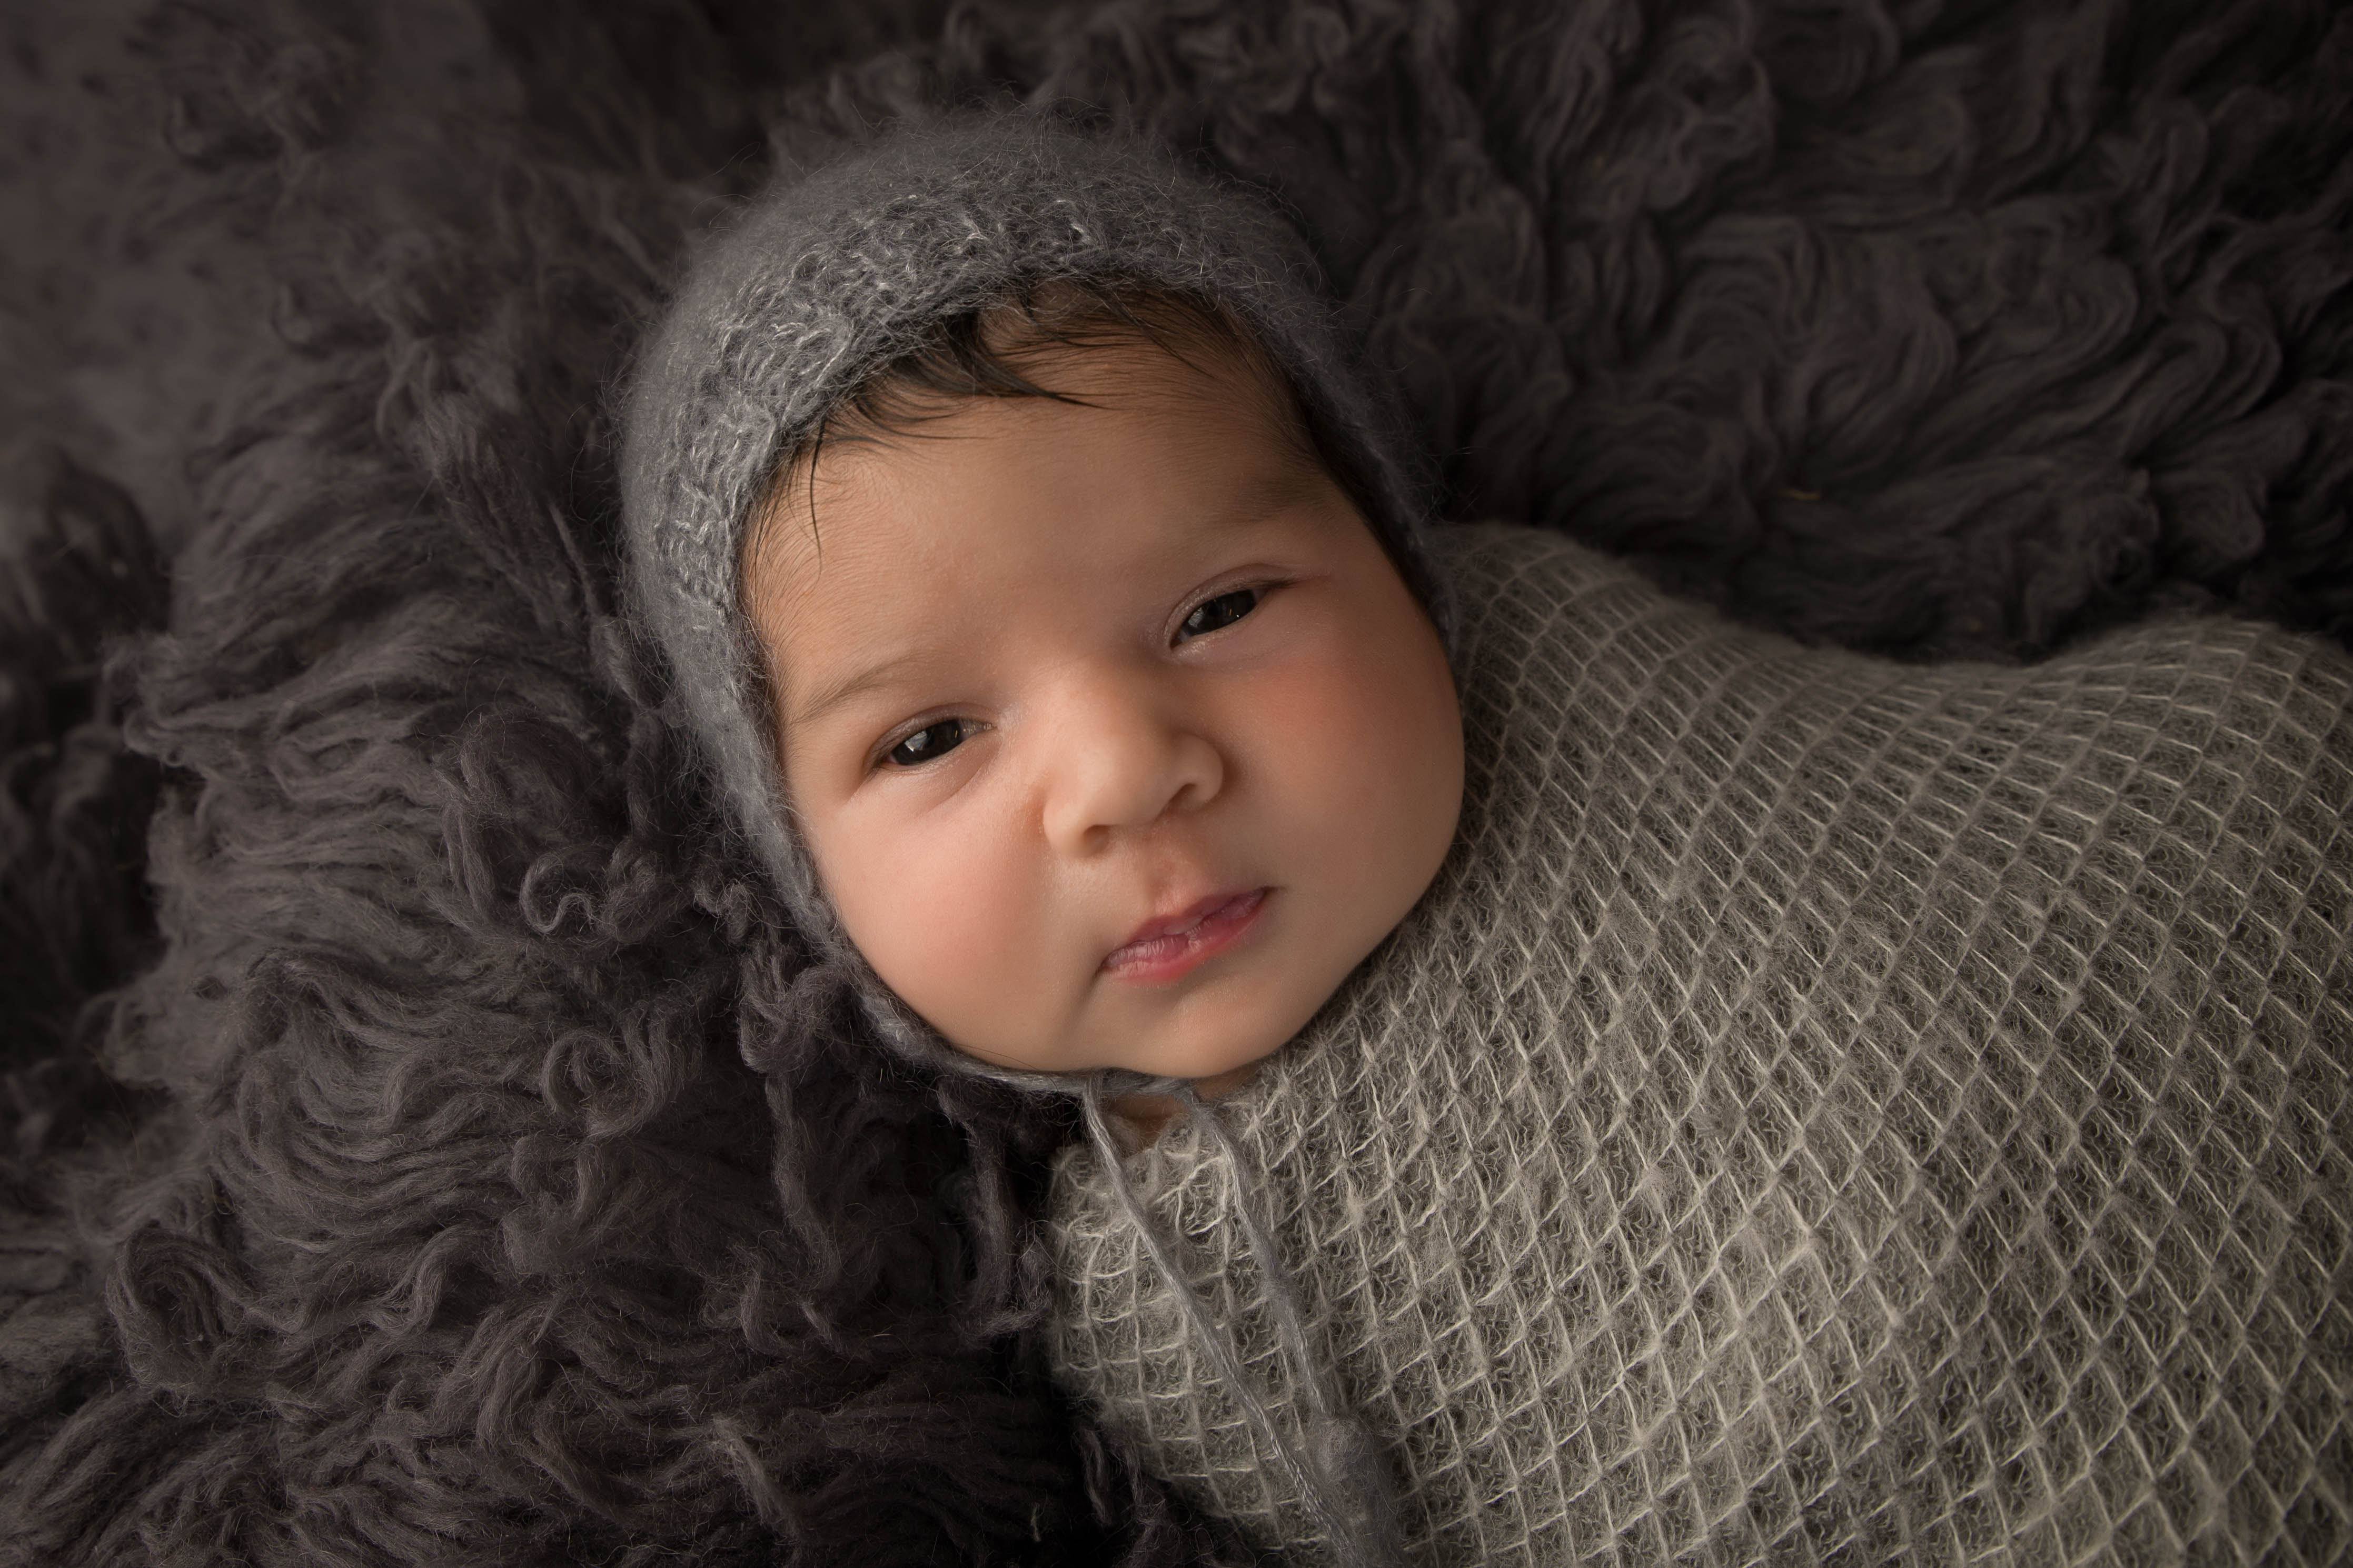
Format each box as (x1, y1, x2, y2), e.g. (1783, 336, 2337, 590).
(618, 117, 1442, 963)
(1046, 522, 2353, 1564)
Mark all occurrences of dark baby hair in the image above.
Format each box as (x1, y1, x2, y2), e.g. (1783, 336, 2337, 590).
(747, 278, 1383, 572)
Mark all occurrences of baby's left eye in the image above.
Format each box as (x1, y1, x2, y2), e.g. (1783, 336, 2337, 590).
(885, 718, 971, 767)
(1176, 587, 1260, 643)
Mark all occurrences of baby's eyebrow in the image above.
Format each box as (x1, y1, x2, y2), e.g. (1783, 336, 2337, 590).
(1207, 461, 1325, 527)
(789, 653, 922, 730)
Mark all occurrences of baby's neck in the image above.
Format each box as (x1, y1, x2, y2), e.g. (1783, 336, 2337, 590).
(1107, 1062, 1260, 1149)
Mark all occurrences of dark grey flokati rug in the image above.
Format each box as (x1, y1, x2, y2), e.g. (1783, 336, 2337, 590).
(2, 1, 2348, 1563)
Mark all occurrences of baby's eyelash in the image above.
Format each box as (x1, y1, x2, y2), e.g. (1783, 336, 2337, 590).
(875, 716, 976, 770)
(1173, 579, 1282, 645)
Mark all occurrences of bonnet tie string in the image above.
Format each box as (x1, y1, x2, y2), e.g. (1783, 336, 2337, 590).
(1079, 1073, 1405, 1568)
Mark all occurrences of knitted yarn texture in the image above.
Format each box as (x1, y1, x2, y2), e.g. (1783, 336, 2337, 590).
(1046, 523, 2353, 1564)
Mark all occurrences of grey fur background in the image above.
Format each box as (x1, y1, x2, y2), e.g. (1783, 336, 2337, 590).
(3, 1, 2349, 1564)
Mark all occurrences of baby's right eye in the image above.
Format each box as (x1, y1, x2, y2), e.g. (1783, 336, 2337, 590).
(1176, 586, 1261, 643)
(884, 718, 971, 768)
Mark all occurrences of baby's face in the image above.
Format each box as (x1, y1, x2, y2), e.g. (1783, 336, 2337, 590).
(742, 337, 1462, 1082)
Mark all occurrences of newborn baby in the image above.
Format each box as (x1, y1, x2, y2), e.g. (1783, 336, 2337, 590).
(622, 118, 1466, 1121)
(624, 118, 2353, 1566)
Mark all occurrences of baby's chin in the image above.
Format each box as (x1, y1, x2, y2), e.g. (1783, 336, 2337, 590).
(1085, 965, 1340, 1081)
(940, 1016, 1296, 1085)
(931, 972, 1317, 1085)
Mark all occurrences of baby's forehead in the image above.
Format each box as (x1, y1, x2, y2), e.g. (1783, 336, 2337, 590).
(746, 319, 1323, 567)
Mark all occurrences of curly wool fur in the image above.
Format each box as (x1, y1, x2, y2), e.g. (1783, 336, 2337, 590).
(3, 0, 2351, 1563)
(3, 450, 166, 1152)
(1, 450, 169, 1501)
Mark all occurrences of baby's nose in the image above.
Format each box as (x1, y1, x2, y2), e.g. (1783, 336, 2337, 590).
(1038, 676, 1223, 853)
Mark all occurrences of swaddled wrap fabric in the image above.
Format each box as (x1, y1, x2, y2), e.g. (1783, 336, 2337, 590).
(1047, 522, 2353, 1564)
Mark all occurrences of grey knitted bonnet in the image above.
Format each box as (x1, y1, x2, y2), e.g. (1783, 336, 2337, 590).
(619, 113, 1447, 1072)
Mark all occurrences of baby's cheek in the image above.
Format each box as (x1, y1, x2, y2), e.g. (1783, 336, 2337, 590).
(1252, 603, 1460, 932)
(832, 824, 1055, 1061)
(1254, 644, 1415, 817)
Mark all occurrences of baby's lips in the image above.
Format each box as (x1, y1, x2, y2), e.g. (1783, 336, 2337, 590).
(1102, 887, 1269, 980)
(1113, 885, 1254, 949)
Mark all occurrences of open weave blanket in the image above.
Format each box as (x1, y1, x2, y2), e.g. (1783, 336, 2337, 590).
(1046, 523, 2353, 1565)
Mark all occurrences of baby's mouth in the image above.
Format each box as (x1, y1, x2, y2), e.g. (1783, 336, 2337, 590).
(1103, 888, 1269, 982)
